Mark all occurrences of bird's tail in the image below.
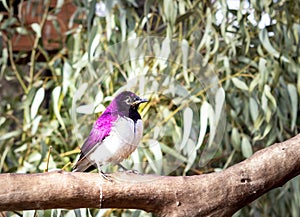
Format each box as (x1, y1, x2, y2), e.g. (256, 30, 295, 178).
(72, 157, 97, 172)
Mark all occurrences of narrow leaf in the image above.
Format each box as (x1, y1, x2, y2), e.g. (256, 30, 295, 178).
(232, 77, 248, 91)
(287, 84, 298, 130)
(249, 97, 259, 122)
(31, 87, 45, 120)
(196, 102, 209, 149)
(241, 136, 253, 158)
(179, 107, 193, 150)
(52, 86, 66, 130)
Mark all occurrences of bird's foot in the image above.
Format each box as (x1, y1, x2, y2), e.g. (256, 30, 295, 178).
(100, 171, 113, 182)
(125, 169, 141, 174)
(117, 164, 141, 174)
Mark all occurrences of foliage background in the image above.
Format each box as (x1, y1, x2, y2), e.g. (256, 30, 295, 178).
(0, 0, 299, 216)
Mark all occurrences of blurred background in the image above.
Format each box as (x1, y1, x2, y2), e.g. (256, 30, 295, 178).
(0, 0, 299, 216)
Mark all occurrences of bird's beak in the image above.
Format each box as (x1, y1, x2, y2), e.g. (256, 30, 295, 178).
(132, 97, 148, 106)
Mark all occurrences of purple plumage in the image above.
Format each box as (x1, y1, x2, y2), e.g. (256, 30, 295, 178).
(72, 91, 147, 173)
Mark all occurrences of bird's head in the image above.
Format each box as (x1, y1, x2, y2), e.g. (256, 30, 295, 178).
(114, 91, 148, 113)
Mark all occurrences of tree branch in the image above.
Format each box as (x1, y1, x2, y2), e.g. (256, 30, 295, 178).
(1, 134, 300, 216)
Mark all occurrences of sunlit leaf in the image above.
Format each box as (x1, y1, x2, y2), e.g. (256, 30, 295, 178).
(74, 83, 88, 101)
(259, 28, 289, 63)
(179, 107, 193, 150)
(0, 117, 6, 127)
(231, 128, 241, 151)
(148, 139, 163, 174)
(0, 130, 21, 141)
(31, 115, 42, 135)
(196, 101, 209, 149)
(23, 210, 36, 217)
(76, 104, 94, 114)
(89, 28, 101, 60)
(181, 39, 189, 86)
(30, 87, 45, 120)
(31, 23, 41, 38)
(232, 77, 248, 91)
(160, 143, 187, 163)
(52, 86, 66, 130)
(183, 140, 197, 175)
(264, 85, 277, 108)
(249, 97, 259, 123)
(215, 87, 225, 123)
(287, 84, 298, 130)
(241, 136, 253, 158)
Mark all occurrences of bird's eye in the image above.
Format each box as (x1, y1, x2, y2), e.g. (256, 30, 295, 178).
(124, 96, 131, 104)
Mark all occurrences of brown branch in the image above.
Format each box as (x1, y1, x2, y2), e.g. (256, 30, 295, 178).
(1, 134, 300, 216)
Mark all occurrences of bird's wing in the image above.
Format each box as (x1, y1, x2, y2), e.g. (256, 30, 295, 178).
(72, 113, 117, 172)
(81, 112, 117, 155)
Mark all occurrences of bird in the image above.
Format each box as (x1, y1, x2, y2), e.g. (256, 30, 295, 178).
(72, 91, 148, 178)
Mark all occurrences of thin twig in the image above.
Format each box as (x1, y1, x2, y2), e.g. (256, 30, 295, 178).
(7, 39, 27, 93)
(28, 0, 51, 89)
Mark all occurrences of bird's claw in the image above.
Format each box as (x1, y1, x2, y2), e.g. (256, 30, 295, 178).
(100, 171, 113, 182)
(125, 169, 140, 174)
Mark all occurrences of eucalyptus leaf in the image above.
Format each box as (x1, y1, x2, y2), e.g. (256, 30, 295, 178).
(196, 101, 209, 150)
(287, 84, 298, 130)
(31, 87, 45, 120)
(241, 136, 253, 158)
(31, 115, 42, 135)
(179, 107, 193, 150)
(0, 130, 21, 141)
(52, 86, 66, 130)
(231, 128, 241, 151)
(148, 139, 163, 174)
(31, 23, 41, 38)
(23, 210, 36, 217)
(264, 85, 277, 108)
(215, 87, 225, 123)
(249, 97, 259, 123)
(232, 77, 248, 91)
(259, 28, 279, 58)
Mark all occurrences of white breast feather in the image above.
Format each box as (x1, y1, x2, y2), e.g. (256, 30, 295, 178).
(88, 116, 143, 165)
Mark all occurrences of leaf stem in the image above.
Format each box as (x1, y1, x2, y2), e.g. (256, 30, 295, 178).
(7, 39, 27, 93)
(28, 0, 51, 89)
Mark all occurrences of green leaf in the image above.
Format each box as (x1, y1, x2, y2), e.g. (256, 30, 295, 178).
(76, 104, 94, 114)
(287, 84, 298, 130)
(52, 86, 66, 130)
(16, 26, 29, 35)
(31, 115, 42, 135)
(259, 28, 279, 58)
(264, 85, 277, 108)
(262, 124, 272, 140)
(62, 61, 72, 95)
(160, 142, 187, 163)
(241, 136, 253, 158)
(23, 210, 36, 217)
(215, 87, 225, 123)
(31, 87, 45, 120)
(181, 39, 190, 86)
(183, 141, 197, 175)
(196, 101, 209, 149)
(74, 83, 88, 101)
(231, 128, 241, 151)
(0, 117, 6, 127)
(148, 139, 163, 174)
(31, 23, 41, 38)
(0, 130, 21, 141)
(119, 7, 127, 41)
(232, 77, 248, 91)
(249, 97, 259, 122)
(88, 27, 101, 60)
(179, 107, 193, 150)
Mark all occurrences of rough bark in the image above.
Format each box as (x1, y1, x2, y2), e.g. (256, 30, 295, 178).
(1, 134, 300, 216)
